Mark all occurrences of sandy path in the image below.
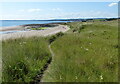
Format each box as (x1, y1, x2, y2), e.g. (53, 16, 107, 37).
(1, 25, 69, 41)
(48, 45, 54, 57)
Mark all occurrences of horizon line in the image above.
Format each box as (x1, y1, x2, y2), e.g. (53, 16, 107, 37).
(0, 17, 118, 20)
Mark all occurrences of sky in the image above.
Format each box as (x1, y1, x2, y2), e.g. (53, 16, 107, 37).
(0, 0, 119, 2)
(0, 2, 118, 20)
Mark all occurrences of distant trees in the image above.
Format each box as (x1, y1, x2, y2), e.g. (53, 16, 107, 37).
(105, 18, 118, 21)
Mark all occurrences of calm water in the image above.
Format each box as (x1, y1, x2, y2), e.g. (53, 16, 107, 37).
(0, 20, 71, 27)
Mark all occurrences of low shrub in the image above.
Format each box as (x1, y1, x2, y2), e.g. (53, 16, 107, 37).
(56, 32, 64, 37)
(48, 32, 64, 44)
(48, 35, 56, 44)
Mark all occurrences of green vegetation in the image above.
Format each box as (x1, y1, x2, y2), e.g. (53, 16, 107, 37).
(48, 32, 64, 44)
(31, 27, 48, 30)
(42, 20, 118, 82)
(2, 20, 118, 82)
(2, 37, 51, 82)
(2, 32, 64, 82)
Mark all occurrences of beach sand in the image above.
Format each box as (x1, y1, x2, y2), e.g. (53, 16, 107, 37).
(1, 25, 69, 40)
(0, 26, 25, 31)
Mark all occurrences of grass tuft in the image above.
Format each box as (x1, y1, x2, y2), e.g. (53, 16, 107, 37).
(2, 37, 51, 82)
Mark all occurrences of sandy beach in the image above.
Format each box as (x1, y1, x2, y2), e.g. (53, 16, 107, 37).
(1, 25, 69, 41)
(0, 26, 25, 31)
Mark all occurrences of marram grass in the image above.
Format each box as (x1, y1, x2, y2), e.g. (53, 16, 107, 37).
(2, 37, 51, 82)
(42, 20, 118, 82)
(2, 20, 118, 82)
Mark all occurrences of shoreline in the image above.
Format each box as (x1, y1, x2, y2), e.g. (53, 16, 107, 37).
(1, 24, 69, 40)
(0, 23, 62, 31)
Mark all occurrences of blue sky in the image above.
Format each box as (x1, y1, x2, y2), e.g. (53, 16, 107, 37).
(1, 2, 118, 20)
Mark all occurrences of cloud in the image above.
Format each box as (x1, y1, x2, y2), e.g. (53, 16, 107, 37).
(19, 8, 42, 13)
(51, 8, 62, 11)
(1, 14, 26, 20)
(52, 11, 117, 19)
(1, 10, 117, 20)
(108, 3, 117, 7)
(19, 9, 25, 12)
(27, 9, 42, 12)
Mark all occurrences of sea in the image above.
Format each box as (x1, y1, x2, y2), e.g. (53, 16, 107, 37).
(0, 20, 71, 27)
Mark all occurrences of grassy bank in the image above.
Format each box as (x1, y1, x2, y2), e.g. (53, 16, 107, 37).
(2, 20, 118, 82)
(42, 20, 118, 82)
(2, 31, 65, 82)
(2, 37, 52, 82)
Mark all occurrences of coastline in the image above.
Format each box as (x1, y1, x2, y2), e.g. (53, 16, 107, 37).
(0, 23, 61, 31)
(1, 24, 69, 40)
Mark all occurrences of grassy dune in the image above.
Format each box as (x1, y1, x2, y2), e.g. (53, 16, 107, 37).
(2, 32, 65, 82)
(42, 20, 118, 82)
(2, 37, 51, 82)
(2, 20, 118, 82)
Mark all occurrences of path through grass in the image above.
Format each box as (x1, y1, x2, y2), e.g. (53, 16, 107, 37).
(42, 20, 118, 82)
(2, 20, 118, 82)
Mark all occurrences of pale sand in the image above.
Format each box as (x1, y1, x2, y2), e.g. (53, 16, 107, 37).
(0, 26, 24, 31)
(1, 25, 69, 41)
